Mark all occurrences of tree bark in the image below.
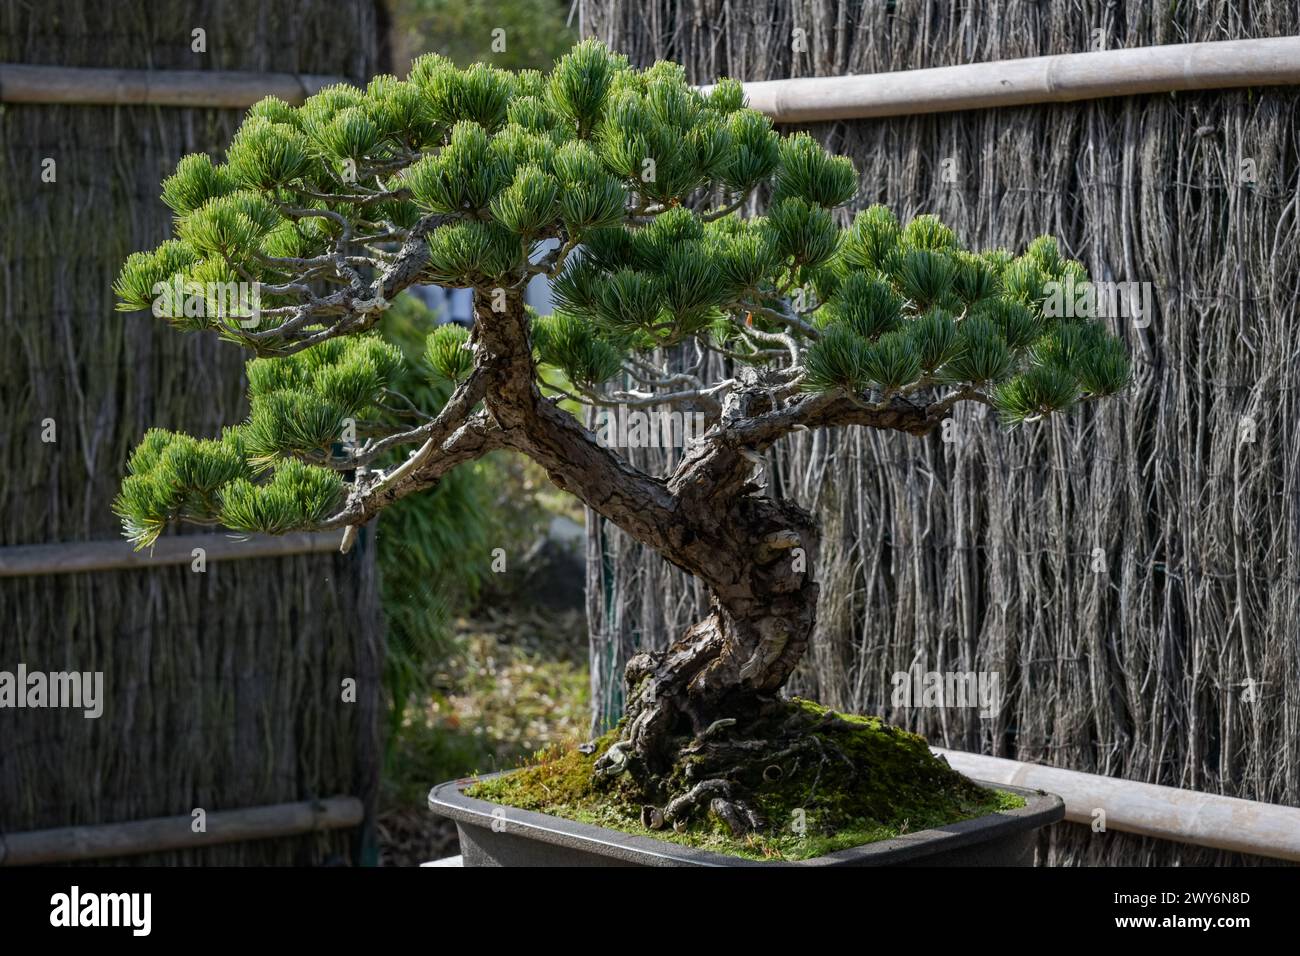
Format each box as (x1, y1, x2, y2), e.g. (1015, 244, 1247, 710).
(466, 291, 900, 829)
(616, 491, 820, 775)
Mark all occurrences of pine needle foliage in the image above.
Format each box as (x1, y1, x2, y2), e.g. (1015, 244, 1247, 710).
(425, 323, 474, 382)
(802, 203, 1129, 417)
(113, 38, 1129, 547)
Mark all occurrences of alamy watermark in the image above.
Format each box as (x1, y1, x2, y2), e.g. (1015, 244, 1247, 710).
(152, 277, 263, 328)
(50, 886, 151, 936)
(1042, 276, 1154, 328)
(594, 404, 707, 449)
(0, 663, 103, 718)
(891, 668, 1001, 719)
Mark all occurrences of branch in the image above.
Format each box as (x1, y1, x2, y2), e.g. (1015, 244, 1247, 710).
(343, 369, 488, 468)
(700, 189, 752, 223)
(527, 232, 578, 277)
(319, 410, 502, 538)
(579, 380, 731, 413)
(287, 185, 411, 207)
(720, 392, 935, 452)
(924, 386, 992, 420)
(737, 324, 800, 365)
(622, 355, 705, 390)
(665, 389, 939, 510)
(243, 212, 453, 354)
(741, 301, 821, 340)
(468, 291, 717, 578)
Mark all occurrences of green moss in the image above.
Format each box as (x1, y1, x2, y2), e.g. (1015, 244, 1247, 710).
(466, 698, 1024, 862)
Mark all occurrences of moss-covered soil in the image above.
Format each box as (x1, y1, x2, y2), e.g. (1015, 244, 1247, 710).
(467, 698, 1024, 861)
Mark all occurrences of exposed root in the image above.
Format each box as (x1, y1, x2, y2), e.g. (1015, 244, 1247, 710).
(594, 740, 634, 780)
(617, 716, 865, 836)
(699, 717, 737, 739)
(709, 797, 764, 836)
(593, 569, 823, 836)
(468, 697, 1005, 860)
(663, 778, 732, 822)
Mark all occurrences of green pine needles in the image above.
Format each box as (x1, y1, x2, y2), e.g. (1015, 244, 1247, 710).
(113, 336, 397, 545)
(113, 38, 1130, 549)
(805, 216, 1129, 419)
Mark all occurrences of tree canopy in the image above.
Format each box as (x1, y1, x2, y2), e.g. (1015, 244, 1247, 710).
(113, 38, 1129, 550)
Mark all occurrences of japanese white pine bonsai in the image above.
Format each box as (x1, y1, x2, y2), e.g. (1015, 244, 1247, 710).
(115, 40, 1128, 840)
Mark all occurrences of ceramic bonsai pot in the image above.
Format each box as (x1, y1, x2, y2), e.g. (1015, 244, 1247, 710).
(429, 773, 1064, 867)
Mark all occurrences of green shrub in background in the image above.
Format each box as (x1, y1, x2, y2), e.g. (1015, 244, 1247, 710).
(375, 0, 584, 809)
(374, 294, 493, 741)
(376, 295, 562, 737)
(388, 0, 576, 74)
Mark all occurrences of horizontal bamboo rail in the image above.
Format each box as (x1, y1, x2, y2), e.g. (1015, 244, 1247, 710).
(721, 36, 1300, 122)
(934, 747, 1300, 862)
(0, 63, 345, 107)
(0, 531, 346, 577)
(7, 37, 1296, 116)
(0, 796, 364, 865)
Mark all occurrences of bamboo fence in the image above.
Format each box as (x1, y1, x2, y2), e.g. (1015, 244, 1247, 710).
(0, 63, 344, 107)
(0, 0, 383, 865)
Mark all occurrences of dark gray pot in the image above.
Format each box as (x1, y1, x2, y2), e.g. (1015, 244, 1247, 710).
(428, 774, 1064, 867)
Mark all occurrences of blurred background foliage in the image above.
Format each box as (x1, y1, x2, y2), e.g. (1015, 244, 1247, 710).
(372, 0, 589, 863)
(375, 290, 589, 865)
(387, 0, 577, 75)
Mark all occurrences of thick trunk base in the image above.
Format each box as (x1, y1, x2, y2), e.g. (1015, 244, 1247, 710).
(590, 488, 822, 834)
(593, 598, 818, 834)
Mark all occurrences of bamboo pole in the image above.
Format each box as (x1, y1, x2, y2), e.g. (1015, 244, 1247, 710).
(0, 531, 347, 578)
(0, 796, 364, 865)
(934, 748, 1300, 862)
(716, 37, 1300, 122)
(8, 37, 1296, 116)
(0, 64, 345, 107)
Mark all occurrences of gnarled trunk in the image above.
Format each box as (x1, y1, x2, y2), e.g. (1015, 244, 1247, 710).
(474, 291, 825, 832)
(594, 494, 821, 832)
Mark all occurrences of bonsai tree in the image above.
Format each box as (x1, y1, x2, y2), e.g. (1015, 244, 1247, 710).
(114, 40, 1129, 836)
